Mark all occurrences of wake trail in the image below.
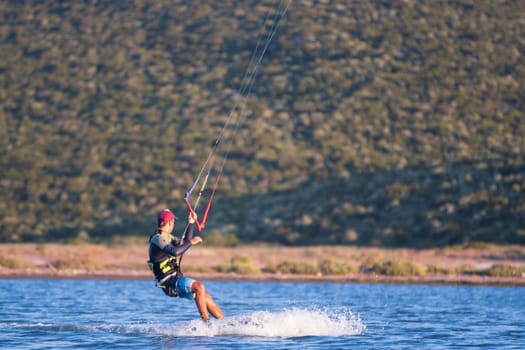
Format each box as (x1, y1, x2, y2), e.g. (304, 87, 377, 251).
(1, 307, 366, 339)
(173, 307, 366, 338)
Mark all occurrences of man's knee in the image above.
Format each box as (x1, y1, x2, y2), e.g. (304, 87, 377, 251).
(191, 280, 205, 295)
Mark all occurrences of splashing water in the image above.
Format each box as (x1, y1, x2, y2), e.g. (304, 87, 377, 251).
(0, 308, 365, 339)
(170, 307, 366, 338)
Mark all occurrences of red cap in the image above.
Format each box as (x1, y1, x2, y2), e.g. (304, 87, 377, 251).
(157, 209, 176, 226)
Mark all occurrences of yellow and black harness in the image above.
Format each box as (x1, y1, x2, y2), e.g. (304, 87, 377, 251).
(147, 231, 184, 292)
(148, 255, 181, 280)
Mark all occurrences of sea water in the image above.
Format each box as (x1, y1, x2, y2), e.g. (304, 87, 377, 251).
(0, 279, 523, 349)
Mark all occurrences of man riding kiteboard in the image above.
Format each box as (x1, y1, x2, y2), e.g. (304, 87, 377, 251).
(147, 209, 224, 321)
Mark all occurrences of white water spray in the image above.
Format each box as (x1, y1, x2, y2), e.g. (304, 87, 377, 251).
(171, 307, 366, 338)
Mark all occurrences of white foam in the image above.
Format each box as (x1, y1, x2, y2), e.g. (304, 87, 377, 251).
(1, 308, 365, 339)
(171, 307, 366, 338)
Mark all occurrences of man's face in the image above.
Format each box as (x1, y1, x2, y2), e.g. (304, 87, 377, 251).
(167, 219, 175, 233)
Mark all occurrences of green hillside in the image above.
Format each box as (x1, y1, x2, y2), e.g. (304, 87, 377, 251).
(1, 0, 523, 246)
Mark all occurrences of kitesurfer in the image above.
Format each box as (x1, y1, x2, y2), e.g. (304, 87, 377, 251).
(147, 209, 224, 321)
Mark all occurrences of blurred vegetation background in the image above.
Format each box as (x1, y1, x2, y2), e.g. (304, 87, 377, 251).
(0, 0, 523, 246)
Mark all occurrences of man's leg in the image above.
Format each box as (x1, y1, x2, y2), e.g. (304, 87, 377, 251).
(204, 291, 224, 319)
(191, 281, 210, 320)
(191, 281, 224, 321)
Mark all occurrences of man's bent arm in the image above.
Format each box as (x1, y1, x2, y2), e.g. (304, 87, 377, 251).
(162, 241, 191, 257)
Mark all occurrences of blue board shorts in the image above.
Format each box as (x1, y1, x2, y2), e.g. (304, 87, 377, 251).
(175, 276, 196, 300)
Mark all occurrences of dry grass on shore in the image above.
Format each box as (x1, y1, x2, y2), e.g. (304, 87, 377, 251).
(1, 242, 524, 285)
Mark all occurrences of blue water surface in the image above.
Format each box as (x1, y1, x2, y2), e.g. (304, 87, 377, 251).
(0, 279, 523, 349)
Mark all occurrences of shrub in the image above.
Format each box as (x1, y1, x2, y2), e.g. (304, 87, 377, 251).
(182, 264, 214, 273)
(51, 258, 102, 270)
(359, 255, 383, 273)
(454, 263, 480, 275)
(0, 255, 31, 269)
(320, 259, 357, 275)
(204, 231, 240, 247)
(483, 264, 525, 278)
(273, 260, 320, 275)
(426, 264, 452, 275)
(365, 260, 426, 276)
(216, 255, 259, 274)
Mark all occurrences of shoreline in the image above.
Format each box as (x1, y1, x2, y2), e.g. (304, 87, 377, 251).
(1, 243, 524, 286)
(1, 269, 524, 287)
